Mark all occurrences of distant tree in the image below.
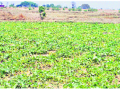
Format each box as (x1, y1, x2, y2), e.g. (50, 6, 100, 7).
(56, 5, 62, 8)
(72, 8, 75, 11)
(46, 7, 49, 10)
(50, 4, 54, 7)
(52, 7, 56, 11)
(88, 8, 98, 12)
(68, 8, 72, 11)
(77, 6, 82, 11)
(78, 6, 81, 9)
(29, 7, 32, 10)
(9, 4, 14, 7)
(42, 4, 46, 7)
(81, 4, 90, 9)
(39, 6, 46, 20)
(77, 8, 81, 11)
(55, 7, 60, 11)
(16, 5, 22, 7)
(46, 4, 50, 7)
(42, 4, 62, 9)
(42, 4, 63, 10)
(16, 1, 38, 7)
(52, 7, 55, 11)
(64, 6, 68, 8)
(84, 9, 88, 12)
(51, 6, 61, 11)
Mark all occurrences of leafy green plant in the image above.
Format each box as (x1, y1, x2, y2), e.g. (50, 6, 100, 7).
(47, 7, 49, 10)
(77, 8, 81, 11)
(29, 7, 32, 10)
(0, 22, 119, 88)
(84, 9, 88, 12)
(55, 7, 60, 11)
(72, 8, 75, 11)
(52, 7, 55, 11)
(39, 6, 46, 20)
(68, 8, 72, 11)
(88, 8, 98, 12)
(41, 12, 46, 20)
(9, 4, 15, 7)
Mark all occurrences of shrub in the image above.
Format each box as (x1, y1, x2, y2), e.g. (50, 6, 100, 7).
(64, 6, 68, 8)
(51, 7, 60, 11)
(9, 4, 14, 8)
(29, 7, 32, 10)
(47, 7, 49, 10)
(42, 12, 46, 17)
(63, 8, 65, 10)
(39, 6, 46, 20)
(81, 4, 90, 9)
(55, 8, 60, 11)
(52, 8, 55, 11)
(68, 8, 71, 11)
(72, 8, 75, 11)
(77, 8, 82, 11)
(88, 8, 98, 12)
(84, 10, 87, 12)
(40, 12, 46, 20)
(119, 9, 120, 13)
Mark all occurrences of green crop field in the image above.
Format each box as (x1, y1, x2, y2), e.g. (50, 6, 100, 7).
(0, 22, 120, 88)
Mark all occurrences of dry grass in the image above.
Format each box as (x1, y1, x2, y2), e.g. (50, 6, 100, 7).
(0, 11, 26, 20)
(0, 8, 120, 23)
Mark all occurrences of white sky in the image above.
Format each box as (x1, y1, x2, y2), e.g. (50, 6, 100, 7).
(0, 0, 120, 9)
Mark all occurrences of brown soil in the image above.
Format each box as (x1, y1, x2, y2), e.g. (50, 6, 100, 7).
(30, 50, 56, 57)
(0, 11, 26, 20)
(0, 8, 120, 23)
(112, 75, 120, 85)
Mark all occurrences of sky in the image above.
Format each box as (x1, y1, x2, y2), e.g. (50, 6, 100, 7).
(0, 0, 120, 10)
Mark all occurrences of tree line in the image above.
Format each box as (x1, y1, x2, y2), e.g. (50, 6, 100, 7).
(0, 1, 99, 12)
(16, 1, 38, 7)
(4, 1, 91, 9)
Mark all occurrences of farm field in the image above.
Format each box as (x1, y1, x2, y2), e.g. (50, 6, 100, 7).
(0, 22, 120, 88)
(0, 8, 120, 23)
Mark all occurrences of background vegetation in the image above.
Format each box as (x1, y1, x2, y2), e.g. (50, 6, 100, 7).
(16, 1, 38, 7)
